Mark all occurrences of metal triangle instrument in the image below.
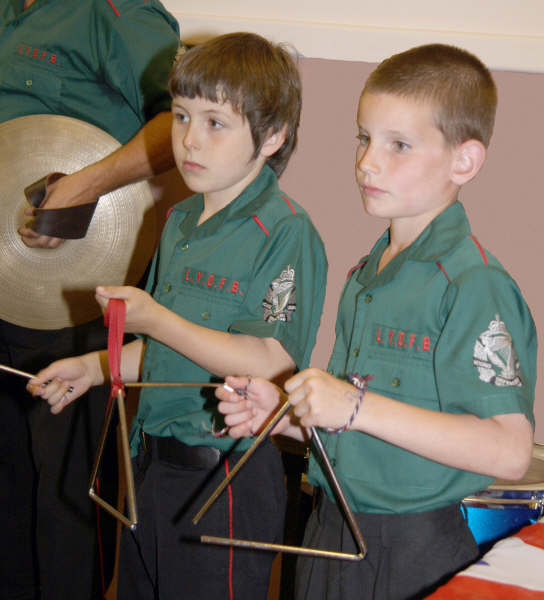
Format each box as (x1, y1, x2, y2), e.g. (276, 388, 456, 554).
(3, 359, 367, 558)
(193, 396, 368, 561)
(0, 362, 224, 529)
(88, 380, 228, 530)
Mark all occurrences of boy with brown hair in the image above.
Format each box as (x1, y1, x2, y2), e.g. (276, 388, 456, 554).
(29, 32, 327, 599)
(217, 43, 537, 599)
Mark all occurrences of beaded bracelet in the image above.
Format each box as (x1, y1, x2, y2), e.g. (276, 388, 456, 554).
(326, 373, 373, 434)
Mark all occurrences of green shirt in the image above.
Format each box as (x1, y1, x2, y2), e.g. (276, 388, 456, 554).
(308, 202, 536, 513)
(131, 166, 328, 454)
(0, 0, 180, 141)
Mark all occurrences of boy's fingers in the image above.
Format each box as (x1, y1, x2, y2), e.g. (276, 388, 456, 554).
(95, 285, 127, 298)
(224, 375, 250, 391)
(222, 408, 254, 426)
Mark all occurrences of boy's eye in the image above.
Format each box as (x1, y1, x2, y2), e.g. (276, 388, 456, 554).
(174, 112, 189, 123)
(356, 133, 369, 145)
(393, 140, 410, 152)
(209, 119, 224, 129)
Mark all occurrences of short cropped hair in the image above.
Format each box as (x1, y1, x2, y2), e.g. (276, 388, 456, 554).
(363, 44, 497, 148)
(168, 32, 301, 176)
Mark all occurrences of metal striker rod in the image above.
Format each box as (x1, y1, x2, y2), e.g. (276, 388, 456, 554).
(0, 364, 35, 380)
(125, 382, 224, 388)
(0, 365, 223, 391)
(192, 396, 293, 525)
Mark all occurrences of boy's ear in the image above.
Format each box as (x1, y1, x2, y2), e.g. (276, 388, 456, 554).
(259, 124, 288, 158)
(450, 140, 486, 185)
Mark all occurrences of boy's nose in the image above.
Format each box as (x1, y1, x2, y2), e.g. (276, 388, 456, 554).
(183, 124, 199, 150)
(356, 146, 379, 175)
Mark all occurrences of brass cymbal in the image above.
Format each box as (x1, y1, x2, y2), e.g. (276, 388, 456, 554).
(0, 114, 156, 329)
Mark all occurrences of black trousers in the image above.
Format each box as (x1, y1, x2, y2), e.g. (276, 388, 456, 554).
(0, 318, 117, 600)
(295, 493, 479, 600)
(118, 437, 286, 600)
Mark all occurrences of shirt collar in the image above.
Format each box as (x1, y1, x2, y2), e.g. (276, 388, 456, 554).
(358, 201, 471, 287)
(172, 165, 278, 238)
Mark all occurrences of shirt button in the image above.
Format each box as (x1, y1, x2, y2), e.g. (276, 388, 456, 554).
(201, 311, 210, 320)
(25, 79, 33, 87)
(364, 294, 373, 304)
(352, 348, 360, 357)
(181, 242, 189, 251)
(392, 377, 401, 388)
(164, 283, 171, 293)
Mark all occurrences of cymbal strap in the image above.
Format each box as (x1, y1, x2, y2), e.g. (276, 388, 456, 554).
(24, 172, 98, 239)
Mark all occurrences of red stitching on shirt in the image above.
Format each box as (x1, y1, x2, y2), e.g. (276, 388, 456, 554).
(252, 215, 269, 236)
(105, 0, 121, 17)
(436, 261, 451, 282)
(280, 193, 296, 214)
(166, 207, 174, 220)
(346, 261, 366, 279)
(469, 235, 488, 265)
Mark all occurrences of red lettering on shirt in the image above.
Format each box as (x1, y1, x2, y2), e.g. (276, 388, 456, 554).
(376, 328, 384, 344)
(182, 268, 244, 297)
(388, 330, 396, 345)
(16, 45, 58, 66)
(408, 333, 416, 349)
(397, 331, 405, 347)
(422, 337, 430, 351)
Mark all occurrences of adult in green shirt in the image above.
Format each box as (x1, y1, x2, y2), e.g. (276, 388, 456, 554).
(0, 1, 180, 598)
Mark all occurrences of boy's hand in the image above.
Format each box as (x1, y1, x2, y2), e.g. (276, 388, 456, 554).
(216, 376, 289, 438)
(95, 286, 162, 335)
(27, 356, 95, 414)
(286, 368, 360, 431)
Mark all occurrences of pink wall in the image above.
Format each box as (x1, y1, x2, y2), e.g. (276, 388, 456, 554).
(279, 58, 544, 442)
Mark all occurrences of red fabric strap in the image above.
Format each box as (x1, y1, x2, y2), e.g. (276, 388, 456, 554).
(104, 298, 126, 399)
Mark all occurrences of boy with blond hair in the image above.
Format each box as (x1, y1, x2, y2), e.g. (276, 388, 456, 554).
(217, 44, 537, 599)
(29, 33, 327, 599)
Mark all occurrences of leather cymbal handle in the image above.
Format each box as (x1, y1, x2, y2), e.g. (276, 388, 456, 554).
(23, 172, 98, 239)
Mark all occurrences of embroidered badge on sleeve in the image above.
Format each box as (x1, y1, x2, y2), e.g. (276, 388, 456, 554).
(473, 314, 522, 387)
(262, 265, 296, 323)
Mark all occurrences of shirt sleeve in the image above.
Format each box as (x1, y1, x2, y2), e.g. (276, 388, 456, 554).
(434, 265, 537, 426)
(230, 214, 328, 369)
(95, 0, 180, 121)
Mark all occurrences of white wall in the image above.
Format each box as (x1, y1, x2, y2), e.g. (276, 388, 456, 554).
(163, 0, 544, 72)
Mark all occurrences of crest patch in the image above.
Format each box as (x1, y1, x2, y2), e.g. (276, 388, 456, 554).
(263, 265, 296, 323)
(473, 314, 522, 387)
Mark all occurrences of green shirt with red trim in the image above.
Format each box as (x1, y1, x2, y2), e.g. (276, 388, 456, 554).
(130, 165, 328, 453)
(308, 201, 536, 513)
(0, 0, 180, 141)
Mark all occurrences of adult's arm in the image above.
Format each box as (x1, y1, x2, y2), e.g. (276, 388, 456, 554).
(18, 110, 174, 248)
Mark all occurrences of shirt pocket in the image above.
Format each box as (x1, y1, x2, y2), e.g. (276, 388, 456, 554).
(364, 356, 438, 408)
(167, 285, 246, 332)
(0, 60, 61, 107)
